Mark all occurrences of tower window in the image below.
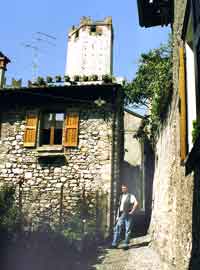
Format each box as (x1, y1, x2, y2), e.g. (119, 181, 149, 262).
(90, 25, 97, 34)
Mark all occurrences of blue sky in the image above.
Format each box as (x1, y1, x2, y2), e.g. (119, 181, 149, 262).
(1, 0, 170, 86)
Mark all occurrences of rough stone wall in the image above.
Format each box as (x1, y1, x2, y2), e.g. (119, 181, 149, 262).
(150, 111, 193, 269)
(0, 105, 120, 233)
(149, 1, 194, 269)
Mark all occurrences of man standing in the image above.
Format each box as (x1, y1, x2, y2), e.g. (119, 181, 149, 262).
(111, 184, 138, 250)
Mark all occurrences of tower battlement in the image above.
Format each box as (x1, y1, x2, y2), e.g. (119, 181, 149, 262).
(68, 16, 112, 36)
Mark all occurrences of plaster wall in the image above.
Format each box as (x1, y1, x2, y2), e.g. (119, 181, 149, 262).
(185, 43, 196, 152)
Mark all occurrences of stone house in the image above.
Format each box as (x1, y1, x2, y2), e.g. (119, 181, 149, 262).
(0, 64, 123, 234)
(0, 17, 125, 236)
(137, 0, 200, 269)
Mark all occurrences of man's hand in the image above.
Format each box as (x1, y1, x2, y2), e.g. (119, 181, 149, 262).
(129, 210, 135, 215)
(129, 200, 138, 215)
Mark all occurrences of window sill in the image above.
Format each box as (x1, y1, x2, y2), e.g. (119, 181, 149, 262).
(37, 145, 63, 152)
(36, 152, 65, 157)
(36, 145, 64, 157)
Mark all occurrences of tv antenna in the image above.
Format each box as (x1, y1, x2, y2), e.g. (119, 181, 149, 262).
(21, 43, 40, 82)
(21, 32, 56, 82)
(34, 32, 56, 47)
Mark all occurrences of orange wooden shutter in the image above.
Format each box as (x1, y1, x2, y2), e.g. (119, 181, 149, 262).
(24, 112, 38, 147)
(179, 47, 187, 161)
(63, 112, 79, 147)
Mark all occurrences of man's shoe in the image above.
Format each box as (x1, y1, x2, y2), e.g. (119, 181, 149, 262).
(110, 245, 118, 249)
(123, 245, 129, 250)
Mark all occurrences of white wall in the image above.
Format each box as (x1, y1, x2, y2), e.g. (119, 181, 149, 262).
(185, 43, 196, 152)
(65, 23, 113, 78)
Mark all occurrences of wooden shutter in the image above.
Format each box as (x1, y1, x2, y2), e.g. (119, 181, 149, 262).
(24, 112, 38, 147)
(179, 47, 187, 161)
(63, 112, 79, 147)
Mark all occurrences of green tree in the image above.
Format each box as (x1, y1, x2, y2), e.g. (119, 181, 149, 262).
(124, 41, 173, 141)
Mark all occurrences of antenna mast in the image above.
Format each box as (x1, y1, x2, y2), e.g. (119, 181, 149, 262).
(22, 32, 56, 82)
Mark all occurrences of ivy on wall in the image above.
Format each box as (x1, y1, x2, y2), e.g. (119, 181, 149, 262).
(124, 39, 173, 144)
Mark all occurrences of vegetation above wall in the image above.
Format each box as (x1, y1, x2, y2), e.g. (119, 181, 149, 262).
(192, 120, 200, 143)
(26, 74, 115, 88)
(124, 40, 173, 144)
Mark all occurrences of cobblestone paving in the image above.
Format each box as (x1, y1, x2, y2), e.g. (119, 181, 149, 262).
(94, 236, 172, 270)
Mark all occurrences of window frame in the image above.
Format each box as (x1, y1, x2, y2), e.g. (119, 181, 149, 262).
(39, 111, 65, 147)
(24, 110, 80, 150)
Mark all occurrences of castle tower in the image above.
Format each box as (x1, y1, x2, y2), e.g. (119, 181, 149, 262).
(65, 16, 113, 79)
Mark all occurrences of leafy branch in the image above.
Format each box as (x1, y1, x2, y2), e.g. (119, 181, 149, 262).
(124, 39, 173, 143)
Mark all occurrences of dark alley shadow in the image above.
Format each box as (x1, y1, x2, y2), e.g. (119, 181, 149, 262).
(0, 231, 109, 270)
(189, 166, 200, 270)
(128, 241, 150, 249)
(143, 139, 155, 232)
(121, 138, 155, 237)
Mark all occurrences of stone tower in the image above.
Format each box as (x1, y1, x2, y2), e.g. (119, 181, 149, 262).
(65, 16, 113, 79)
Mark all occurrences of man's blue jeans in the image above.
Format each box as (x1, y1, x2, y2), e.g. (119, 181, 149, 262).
(112, 212, 133, 247)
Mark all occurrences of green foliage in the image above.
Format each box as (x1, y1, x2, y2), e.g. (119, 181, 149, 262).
(61, 189, 97, 251)
(37, 76, 46, 86)
(74, 75, 80, 82)
(134, 116, 150, 141)
(0, 185, 19, 234)
(82, 75, 89, 82)
(90, 74, 98, 81)
(46, 76, 53, 83)
(55, 75, 62, 82)
(102, 74, 112, 83)
(124, 40, 173, 142)
(192, 120, 200, 143)
(64, 75, 70, 82)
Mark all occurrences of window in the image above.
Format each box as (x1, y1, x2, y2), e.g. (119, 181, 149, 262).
(24, 111, 79, 148)
(90, 25, 96, 34)
(40, 113, 64, 146)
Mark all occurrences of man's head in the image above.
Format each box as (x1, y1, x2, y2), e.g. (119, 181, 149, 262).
(121, 184, 128, 194)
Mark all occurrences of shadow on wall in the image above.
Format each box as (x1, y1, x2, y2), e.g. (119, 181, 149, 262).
(143, 139, 155, 233)
(189, 166, 200, 270)
(121, 160, 146, 236)
(121, 161, 141, 204)
(0, 231, 109, 270)
(0, 183, 110, 270)
(120, 139, 155, 236)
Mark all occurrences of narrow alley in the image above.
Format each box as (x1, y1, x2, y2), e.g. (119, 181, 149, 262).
(93, 236, 172, 270)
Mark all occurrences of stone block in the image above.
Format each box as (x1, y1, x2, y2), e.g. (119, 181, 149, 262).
(6, 162, 12, 168)
(24, 172, 32, 179)
(12, 168, 23, 174)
